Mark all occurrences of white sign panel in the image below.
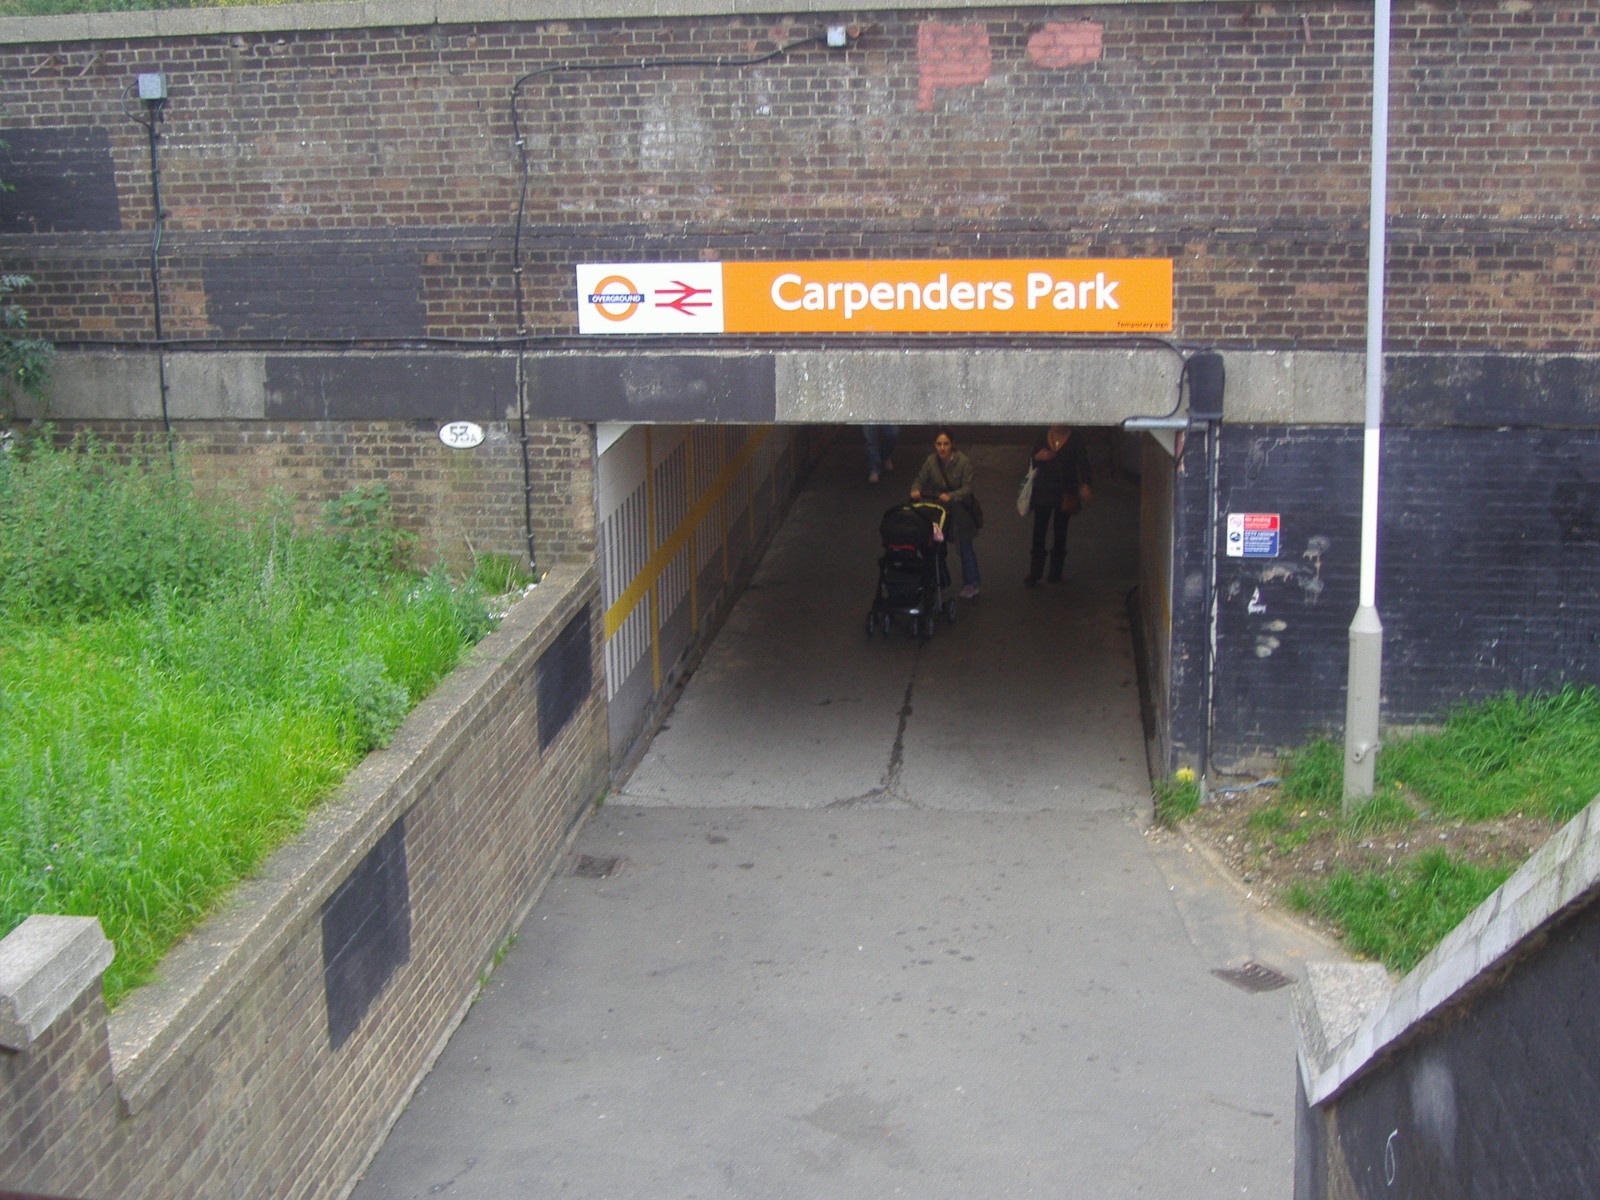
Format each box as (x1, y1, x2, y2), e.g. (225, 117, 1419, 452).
(576, 262, 726, 335)
(439, 421, 485, 449)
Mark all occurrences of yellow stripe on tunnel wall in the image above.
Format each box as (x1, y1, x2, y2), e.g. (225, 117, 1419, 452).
(604, 426, 773, 640)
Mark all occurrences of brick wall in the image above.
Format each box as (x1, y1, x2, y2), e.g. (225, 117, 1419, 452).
(0, 983, 120, 1199)
(49, 417, 595, 571)
(0, 0, 1597, 352)
(0, 564, 609, 1200)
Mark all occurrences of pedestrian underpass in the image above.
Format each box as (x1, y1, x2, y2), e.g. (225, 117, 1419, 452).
(602, 425, 1155, 812)
(348, 422, 1339, 1200)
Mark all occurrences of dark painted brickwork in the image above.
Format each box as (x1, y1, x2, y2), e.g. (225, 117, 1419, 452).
(537, 606, 593, 750)
(262, 354, 517, 420)
(1298, 894, 1600, 1199)
(528, 354, 777, 422)
(0, 126, 120, 233)
(0, 1, 1597, 349)
(1178, 423, 1600, 768)
(1211, 427, 1363, 758)
(1379, 427, 1600, 716)
(204, 246, 427, 340)
(321, 817, 410, 1051)
(1387, 353, 1600, 428)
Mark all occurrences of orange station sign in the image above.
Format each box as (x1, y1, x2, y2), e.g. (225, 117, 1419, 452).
(575, 259, 1173, 335)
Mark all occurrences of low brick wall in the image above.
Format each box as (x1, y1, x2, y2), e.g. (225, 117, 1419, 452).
(1292, 794, 1600, 1198)
(0, 562, 608, 1200)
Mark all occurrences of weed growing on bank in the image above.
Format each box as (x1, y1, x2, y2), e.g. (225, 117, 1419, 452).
(0, 433, 499, 1004)
(1191, 686, 1600, 973)
(1153, 767, 1201, 828)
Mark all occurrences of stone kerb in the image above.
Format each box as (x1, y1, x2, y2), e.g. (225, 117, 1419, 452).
(0, 562, 603, 1196)
(0, 917, 114, 1052)
(1293, 792, 1600, 1106)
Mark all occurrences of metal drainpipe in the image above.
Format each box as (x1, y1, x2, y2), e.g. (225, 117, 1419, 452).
(1198, 415, 1220, 799)
(1344, 0, 1391, 809)
(143, 94, 173, 447)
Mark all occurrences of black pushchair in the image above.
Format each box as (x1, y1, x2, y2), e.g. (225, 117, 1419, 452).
(866, 501, 957, 640)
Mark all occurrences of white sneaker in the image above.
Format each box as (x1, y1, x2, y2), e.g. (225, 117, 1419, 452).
(868, 471, 880, 484)
(959, 584, 980, 599)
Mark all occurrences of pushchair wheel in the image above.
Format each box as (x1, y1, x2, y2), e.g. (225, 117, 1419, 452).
(944, 598, 957, 623)
(865, 612, 877, 635)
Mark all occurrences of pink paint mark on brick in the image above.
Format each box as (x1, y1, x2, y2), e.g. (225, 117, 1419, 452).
(917, 22, 992, 112)
(1026, 21, 1104, 68)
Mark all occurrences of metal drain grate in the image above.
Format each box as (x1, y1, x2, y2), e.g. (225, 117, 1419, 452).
(571, 854, 623, 878)
(1212, 961, 1293, 993)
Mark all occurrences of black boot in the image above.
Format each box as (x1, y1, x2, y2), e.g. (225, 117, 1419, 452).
(1046, 550, 1066, 583)
(1024, 551, 1046, 587)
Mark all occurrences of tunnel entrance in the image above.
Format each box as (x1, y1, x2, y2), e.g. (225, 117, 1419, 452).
(597, 421, 1179, 810)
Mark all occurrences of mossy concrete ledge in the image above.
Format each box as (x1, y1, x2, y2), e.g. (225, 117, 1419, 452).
(0, 562, 609, 1200)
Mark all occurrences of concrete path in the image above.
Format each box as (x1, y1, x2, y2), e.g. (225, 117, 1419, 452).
(350, 430, 1340, 1200)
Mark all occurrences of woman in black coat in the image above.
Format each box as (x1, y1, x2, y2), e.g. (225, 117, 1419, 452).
(1025, 425, 1091, 586)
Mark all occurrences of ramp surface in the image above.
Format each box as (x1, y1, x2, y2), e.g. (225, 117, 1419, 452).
(350, 432, 1341, 1200)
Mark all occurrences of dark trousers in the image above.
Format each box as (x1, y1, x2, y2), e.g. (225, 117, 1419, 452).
(1031, 505, 1072, 559)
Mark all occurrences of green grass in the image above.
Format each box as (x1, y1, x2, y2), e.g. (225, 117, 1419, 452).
(0, 433, 495, 1005)
(1260, 685, 1600, 972)
(1379, 686, 1600, 825)
(1276, 687, 1600, 827)
(1287, 851, 1514, 974)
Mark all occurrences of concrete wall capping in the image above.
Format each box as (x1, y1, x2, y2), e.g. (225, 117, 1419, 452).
(0, 915, 115, 1051)
(1297, 792, 1600, 1108)
(38, 348, 1373, 427)
(106, 562, 594, 1114)
(0, 0, 1218, 44)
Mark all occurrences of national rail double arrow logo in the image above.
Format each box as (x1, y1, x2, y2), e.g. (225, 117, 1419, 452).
(655, 280, 714, 317)
(587, 275, 714, 323)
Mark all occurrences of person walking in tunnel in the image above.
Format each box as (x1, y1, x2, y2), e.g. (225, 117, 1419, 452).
(862, 425, 898, 484)
(910, 428, 982, 599)
(1024, 425, 1092, 587)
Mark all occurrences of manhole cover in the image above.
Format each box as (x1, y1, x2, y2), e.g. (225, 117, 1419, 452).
(571, 854, 623, 878)
(1212, 962, 1293, 993)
